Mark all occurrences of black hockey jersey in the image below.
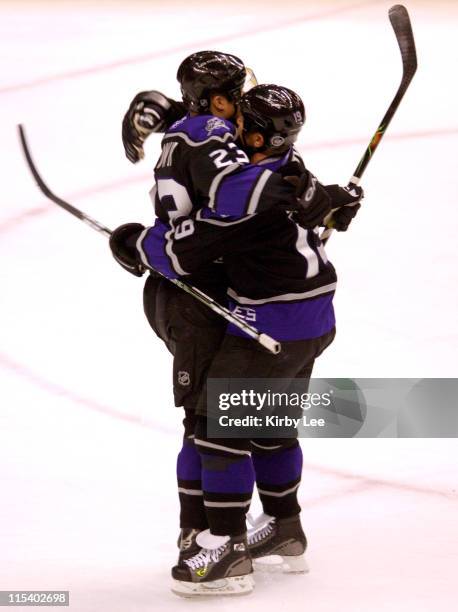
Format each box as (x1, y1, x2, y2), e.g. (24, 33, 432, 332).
(139, 148, 337, 341)
(149, 112, 300, 291)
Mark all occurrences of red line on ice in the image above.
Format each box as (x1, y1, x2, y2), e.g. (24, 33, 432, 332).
(0, 351, 169, 433)
(0, 171, 153, 235)
(302, 126, 458, 151)
(305, 463, 455, 500)
(0, 0, 384, 94)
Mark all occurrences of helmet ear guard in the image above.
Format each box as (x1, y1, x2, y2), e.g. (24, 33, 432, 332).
(269, 134, 286, 148)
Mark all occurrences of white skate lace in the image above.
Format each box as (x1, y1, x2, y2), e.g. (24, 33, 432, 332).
(248, 518, 275, 545)
(184, 545, 227, 570)
(247, 512, 273, 528)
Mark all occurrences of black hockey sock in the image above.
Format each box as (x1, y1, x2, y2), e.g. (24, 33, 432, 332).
(176, 438, 208, 530)
(194, 418, 254, 536)
(251, 439, 303, 518)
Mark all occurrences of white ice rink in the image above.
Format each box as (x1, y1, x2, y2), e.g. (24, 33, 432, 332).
(1, 0, 457, 610)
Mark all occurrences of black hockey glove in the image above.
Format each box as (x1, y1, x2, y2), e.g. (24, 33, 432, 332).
(323, 184, 364, 232)
(109, 223, 146, 277)
(293, 172, 332, 229)
(122, 91, 172, 163)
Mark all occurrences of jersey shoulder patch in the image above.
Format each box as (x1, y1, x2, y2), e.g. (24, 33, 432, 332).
(165, 114, 235, 145)
(204, 117, 229, 135)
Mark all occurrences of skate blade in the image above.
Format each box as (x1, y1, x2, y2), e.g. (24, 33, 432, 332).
(171, 574, 255, 598)
(253, 554, 309, 574)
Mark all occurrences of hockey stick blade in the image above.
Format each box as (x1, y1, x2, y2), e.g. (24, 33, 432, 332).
(321, 4, 417, 244)
(349, 4, 417, 184)
(17, 124, 281, 354)
(389, 5, 418, 82)
(17, 124, 112, 237)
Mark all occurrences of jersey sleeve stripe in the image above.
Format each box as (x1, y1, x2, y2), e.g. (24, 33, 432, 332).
(136, 227, 152, 269)
(227, 282, 337, 305)
(295, 225, 320, 278)
(136, 222, 184, 279)
(211, 166, 268, 216)
(208, 163, 241, 209)
(165, 222, 188, 276)
(195, 209, 254, 226)
(246, 169, 273, 214)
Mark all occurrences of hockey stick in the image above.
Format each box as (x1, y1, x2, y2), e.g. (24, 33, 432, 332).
(17, 124, 281, 355)
(321, 4, 417, 244)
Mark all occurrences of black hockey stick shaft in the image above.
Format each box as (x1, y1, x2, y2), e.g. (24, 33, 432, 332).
(321, 4, 417, 244)
(18, 124, 112, 238)
(17, 124, 281, 354)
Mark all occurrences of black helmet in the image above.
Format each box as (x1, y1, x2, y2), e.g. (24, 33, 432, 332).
(240, 84, 305, 150)
(177, 50, 246, 113)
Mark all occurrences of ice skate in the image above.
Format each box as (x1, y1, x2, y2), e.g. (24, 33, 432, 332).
(171, 530, 254, 597)
(248, 514, 308, 573)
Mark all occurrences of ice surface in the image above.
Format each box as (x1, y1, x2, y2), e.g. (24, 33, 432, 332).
(0, 1, 457, 610)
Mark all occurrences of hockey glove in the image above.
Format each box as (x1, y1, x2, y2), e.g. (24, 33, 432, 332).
(323, 184, 364, 232)
(122, 91, 172, 163)
(109, 223, 146, 277)
(294, 172, 332, 229)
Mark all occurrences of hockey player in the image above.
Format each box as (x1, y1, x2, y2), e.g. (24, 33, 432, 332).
(112, 82, 362, 596)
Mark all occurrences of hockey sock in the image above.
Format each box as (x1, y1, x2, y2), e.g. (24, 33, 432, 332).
(199, 449, 255, 536)
(177, 438, 208, 530)
(251, 439, 303, 518)
(194, 419, 254, 536)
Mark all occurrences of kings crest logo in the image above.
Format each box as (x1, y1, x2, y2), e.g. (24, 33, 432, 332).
(205, 117, 228, 134)
(178, 371, 191, 386)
